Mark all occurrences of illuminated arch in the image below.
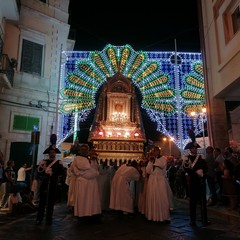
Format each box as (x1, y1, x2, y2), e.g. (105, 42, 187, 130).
(58, 44, 205, 151)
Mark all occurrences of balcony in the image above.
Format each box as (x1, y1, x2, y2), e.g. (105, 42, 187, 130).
(0, 54, 15, 89)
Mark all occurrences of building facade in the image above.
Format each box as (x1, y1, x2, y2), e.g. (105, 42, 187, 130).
(0, 0, 74, 169)
(199, 0, 240, 151)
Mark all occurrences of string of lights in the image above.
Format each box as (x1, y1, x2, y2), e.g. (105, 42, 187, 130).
(58, 44, 205, 151)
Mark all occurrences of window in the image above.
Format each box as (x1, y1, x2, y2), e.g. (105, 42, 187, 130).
(20, 39, 43, 76)
(232, 7, 240, 34)
(223, 5, 240, 43)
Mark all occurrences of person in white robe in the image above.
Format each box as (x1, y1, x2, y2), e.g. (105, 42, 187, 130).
(109, 160, 140, 214)
(70, 144, 101, 218)
(145, 146, 174, 222)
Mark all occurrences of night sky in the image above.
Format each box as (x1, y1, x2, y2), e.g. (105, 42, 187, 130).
(68, 0, 201, 52)
(67, 0, 201, 142)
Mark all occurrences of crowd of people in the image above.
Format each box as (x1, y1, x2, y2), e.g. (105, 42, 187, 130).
(0, 157, 36, 215)
(0, 141, 240, 227)
(164, 143, 240, 227)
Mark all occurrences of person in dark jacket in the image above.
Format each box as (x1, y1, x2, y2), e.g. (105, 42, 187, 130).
(36, 145, 63, 225)
(183, 143, 209, 226)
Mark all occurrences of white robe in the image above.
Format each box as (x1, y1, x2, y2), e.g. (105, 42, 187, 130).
(109, 164, 140, 213)
(70, 155, 101, 217)
(145, 156, 173, 222)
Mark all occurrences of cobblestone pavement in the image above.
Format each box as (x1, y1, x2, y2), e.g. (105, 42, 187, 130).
(0, 199, 240, 240)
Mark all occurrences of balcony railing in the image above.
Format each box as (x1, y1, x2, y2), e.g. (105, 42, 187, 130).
(0, 54, 15, 88)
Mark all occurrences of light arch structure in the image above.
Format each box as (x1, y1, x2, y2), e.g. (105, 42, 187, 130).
(58, 44, 205, 152)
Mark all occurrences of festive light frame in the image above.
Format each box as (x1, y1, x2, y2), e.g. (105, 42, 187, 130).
(58, 44, 205, 151)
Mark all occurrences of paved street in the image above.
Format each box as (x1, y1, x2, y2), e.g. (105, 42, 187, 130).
(0, 199, 240, 240)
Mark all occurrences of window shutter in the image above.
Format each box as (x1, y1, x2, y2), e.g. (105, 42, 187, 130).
(20, 39, 43, 76)
(32, 44, 43, 75)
